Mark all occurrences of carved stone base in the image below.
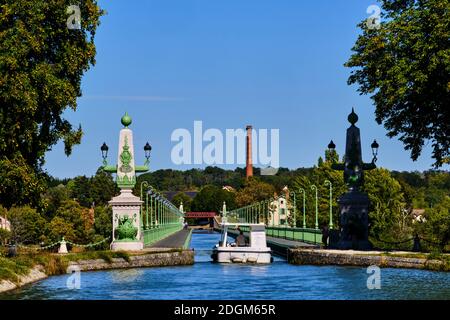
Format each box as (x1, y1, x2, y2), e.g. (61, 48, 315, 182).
(336, 190, 372, 251)
(111, 241, 144, 251)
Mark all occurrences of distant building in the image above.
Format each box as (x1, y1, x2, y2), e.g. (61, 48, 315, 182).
(222, 186, 235, 192)
(412, 209, 426, 223)
(0, 216, 11, 231)
(269, 197, 290, 226)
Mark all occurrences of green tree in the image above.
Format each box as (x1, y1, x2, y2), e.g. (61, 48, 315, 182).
(345, 0, 450, 167)
(0, 228, 11, 245)
(51, 200, 93, 243)
(171, 192, 193, 212)
(90, 169, 119, 206)
(0, 153, 46, 208)
(93, 205, 112, 239)
(8, 206, 47, 244)
(0, 0, 104, 207)
(417, 196, 450, 250)
(235, 178, 276, 207)
(363, 168, 410, 247)
(191, 185, 236, 213)
(68, 176, 93, 208)
(42, 184, 70, 219)
(47, 216, 76, 243)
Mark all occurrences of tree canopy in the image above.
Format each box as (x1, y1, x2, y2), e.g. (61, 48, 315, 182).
(345, 0, 449, 167)
(0, 0, 103, 207)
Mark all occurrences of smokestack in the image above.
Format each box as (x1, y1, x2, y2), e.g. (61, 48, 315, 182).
(246, 125, 253, 179)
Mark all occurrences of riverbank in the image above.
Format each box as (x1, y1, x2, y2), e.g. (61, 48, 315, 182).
(288, 248, 450, 271)
(0, 248, 194, 294)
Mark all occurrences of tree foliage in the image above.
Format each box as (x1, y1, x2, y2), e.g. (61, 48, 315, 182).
(8, 206, 46, 244)
(0, 0, 104, 207)
(363, 168, 409, 246)
(191, 185, 236, 213)
(171, 192, 193, 212)
(345, 0, 450, 167)
(418, 196, 450, 250)
(235, 178, 276, 207)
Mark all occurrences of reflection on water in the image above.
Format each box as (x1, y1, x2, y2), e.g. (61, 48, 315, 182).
(110, 269, 145, 284)
(1, 230, 449, 300)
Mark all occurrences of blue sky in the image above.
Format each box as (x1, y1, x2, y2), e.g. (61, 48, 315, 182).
(44, 0, 438, 178)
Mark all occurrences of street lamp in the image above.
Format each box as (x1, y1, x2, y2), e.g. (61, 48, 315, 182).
(290, 192, 297, 228)
(328, 140, 336, 162)
(140, 181, 149, 229)
(311, 185, 319, 230)
(144, 142, 152, 165)
(371, 139, 379, 163)
(328, 140, 336, 152)
(324, 180, 333, 229)
(101, 142, 109, 165)
(299, 188, 306, 228)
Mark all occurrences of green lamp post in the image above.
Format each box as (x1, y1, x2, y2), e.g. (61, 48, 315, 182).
(290, 192, 297, 228)
(299, 188, 306, 228)
(140, 181, 149, 229)
(324, 180, 333, 229)
(311, 185, 319, 230)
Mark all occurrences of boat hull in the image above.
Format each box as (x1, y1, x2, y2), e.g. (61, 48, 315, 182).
(212, 248, 272, 264)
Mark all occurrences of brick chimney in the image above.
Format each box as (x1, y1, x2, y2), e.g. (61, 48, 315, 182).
(246, 125, 253, 179)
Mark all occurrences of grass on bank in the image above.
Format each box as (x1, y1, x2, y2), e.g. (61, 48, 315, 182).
(0, 250, 131, 283)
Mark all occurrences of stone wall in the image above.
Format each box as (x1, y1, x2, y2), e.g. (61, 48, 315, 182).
(288, 248, 445, 270)
(69, 250, 194, 271)
(0, 265, 47, 294)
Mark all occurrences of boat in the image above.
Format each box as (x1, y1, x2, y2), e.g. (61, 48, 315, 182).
(211, 223, 272, 264)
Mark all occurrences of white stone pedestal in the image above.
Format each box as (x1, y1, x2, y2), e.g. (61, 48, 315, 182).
(110, 241, 143, 251)
(109, 188, 144, 251)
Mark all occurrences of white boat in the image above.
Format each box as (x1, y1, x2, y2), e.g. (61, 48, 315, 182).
(211, 223, 272, 264)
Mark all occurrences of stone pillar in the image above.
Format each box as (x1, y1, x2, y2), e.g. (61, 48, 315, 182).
(336, 191, 371, 250)
(110, 189, 144, 251)
(109, 114, 144, 251)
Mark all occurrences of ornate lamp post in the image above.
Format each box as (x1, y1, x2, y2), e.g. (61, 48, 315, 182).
(101, 142, 109, 166)
(299, 188, 306, 228)
(290, 192, 297, 228)
(100, 113, 151, 251)
(311, 185, 318, 230)
(140, 181, 149, 230)
(328, 108, 379, 250)
(324, 180, 333, 229)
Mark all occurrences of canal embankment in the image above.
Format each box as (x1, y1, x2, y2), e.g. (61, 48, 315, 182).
(0, 248, 194, 294)
(288, 248, 450, 271)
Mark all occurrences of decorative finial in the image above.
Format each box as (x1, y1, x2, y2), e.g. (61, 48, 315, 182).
(348, 108, 358, 125)
(121, 112, 132, 128)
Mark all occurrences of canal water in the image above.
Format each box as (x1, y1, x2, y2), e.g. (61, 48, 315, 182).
(1, 231, 450, 300)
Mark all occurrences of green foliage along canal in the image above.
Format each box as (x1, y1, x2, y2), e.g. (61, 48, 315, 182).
(1, 231, 450, 300)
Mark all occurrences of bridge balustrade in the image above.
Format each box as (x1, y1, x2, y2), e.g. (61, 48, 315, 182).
(226, 196, 324, 245)
(141, 184, 184, 246)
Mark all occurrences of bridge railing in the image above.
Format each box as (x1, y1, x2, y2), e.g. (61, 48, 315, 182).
(140, 183, 184, 246)
(226, 196, 323, 245)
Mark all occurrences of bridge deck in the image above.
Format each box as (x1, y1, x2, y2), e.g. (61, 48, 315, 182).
(225, 228, 319, 257)
(148, 229, 192, 249)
